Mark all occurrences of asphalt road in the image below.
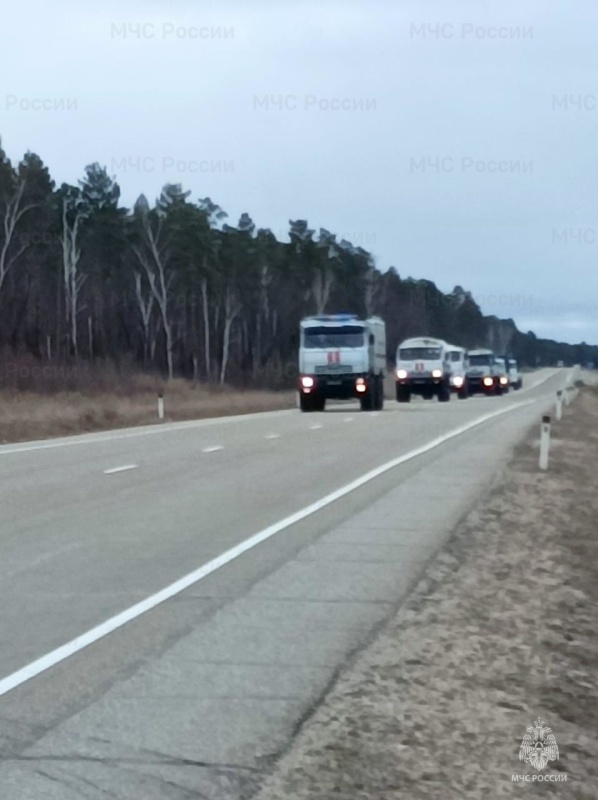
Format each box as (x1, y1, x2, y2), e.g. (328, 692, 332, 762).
(0, 369, 570, 798)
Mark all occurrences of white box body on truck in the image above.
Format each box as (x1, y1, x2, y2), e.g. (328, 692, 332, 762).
(445, 344, 470, 399)
(467, 348, 504, 395)
(506, 356, 522, 389)
(298, 315, 386, 412)
(395, 337, 452, 402)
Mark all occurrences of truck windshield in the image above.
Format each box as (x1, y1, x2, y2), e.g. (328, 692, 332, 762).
(303, 326, 365, 348)
(469, 355, 492, 366)
(449, 351, 462, 362)
(399, 347, 441, 360)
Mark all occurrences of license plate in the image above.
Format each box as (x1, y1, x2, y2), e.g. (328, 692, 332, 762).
(315, 364, 347, 373)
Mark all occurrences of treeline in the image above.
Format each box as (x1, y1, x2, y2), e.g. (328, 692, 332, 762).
(0, 141, 595, 388)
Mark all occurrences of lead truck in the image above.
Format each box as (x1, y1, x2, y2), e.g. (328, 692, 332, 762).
(298, 315, 386, 412)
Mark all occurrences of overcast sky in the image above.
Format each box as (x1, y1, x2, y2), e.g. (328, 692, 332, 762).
(1, 0, 596, 344)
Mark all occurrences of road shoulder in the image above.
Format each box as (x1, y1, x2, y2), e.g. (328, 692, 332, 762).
(254, 387, 598, 799)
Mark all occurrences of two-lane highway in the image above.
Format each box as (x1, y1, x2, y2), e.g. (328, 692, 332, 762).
(0, 368, 567, 799)
(0, 369, 552, 681)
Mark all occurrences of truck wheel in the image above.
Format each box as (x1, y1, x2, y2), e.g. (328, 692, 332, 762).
(316, 396, 326, 411)
(373, 376, 383, 410)
(299, 393, 314, 412)
(438, 382, 451, 402)
(360, 393, 373, 411)
(458, 384, 469, 399)
(377, 377, 385, 410)
(396, 384, 411, 403)
(515, 379, 522, 390)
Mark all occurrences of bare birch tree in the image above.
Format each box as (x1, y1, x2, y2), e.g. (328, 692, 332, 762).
(0, 178, 36, 295)
(61, 189, 88, 358)
(131, 193, 175, 379)
(134, 270, 155, 364)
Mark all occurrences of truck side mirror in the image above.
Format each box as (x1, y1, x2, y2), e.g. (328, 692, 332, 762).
(369, 334, 375, 345)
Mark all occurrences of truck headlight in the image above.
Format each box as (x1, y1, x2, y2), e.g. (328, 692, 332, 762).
(452, 376, 464, 387)
(500, 376, 508, 385)
(300, 376, 314, 388)
(432, 369, 442, 379)
(396, 369, 408, 379)
(483, 377, 493, 387)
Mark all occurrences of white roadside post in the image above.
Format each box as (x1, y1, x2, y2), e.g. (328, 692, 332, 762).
(158, 393, 164, 421)
(556, 390, 563, 421)
(539, 414, 551, 470)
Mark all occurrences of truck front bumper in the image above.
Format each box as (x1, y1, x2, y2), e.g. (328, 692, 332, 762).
(468, 376, 496, 393)
(298, 374, 370, 400)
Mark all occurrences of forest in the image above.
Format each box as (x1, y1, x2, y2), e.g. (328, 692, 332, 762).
(1, 141, 595, 390)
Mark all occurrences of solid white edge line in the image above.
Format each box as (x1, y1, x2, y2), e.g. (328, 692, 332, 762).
(103, 465, 138, 475)
(0, 396, 536, 698)
(0, 409, 295, 457)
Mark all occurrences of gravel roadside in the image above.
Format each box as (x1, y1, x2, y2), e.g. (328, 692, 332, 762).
(254, 386, 598, 799)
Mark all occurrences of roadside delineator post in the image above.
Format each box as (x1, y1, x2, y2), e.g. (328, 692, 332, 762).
(539, 414, 551, 470)
(158, 393, 164, 421)
(556, 390, 563, 421)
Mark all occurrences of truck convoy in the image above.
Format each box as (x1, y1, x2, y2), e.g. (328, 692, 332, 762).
(297, 320, 523, 410)
(298, 315, 386, 412)
(395, 337, 452, 402)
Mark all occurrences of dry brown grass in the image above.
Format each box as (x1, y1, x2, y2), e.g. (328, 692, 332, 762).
(0, 355, 294, 444)
(255, 387, 598, 799)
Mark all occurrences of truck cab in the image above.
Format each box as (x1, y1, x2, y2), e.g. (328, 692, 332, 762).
(395, 337, 451, 402)
(445, 345, 470, 399)
(298, 315, 386, 412)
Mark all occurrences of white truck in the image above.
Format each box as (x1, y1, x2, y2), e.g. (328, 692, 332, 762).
(494, 357, 510, 394)
(506, 356, 522, 389)
(445, 344, 470, 399)
(467, 348, 505, 395)
(298, 315, 386, 412)
(395, 336, 451, 402)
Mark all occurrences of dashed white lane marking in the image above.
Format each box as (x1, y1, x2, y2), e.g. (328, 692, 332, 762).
(265, 434, 280, 440)
(310, 424, 323, 430)
(103, 465, 138, 475)
(202, 446, 224, 453)
(343, 417, 354, 423)
(0, 396, 537, 698)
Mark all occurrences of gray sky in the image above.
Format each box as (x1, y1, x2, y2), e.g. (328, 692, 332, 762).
(2, 0, 596, 344)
